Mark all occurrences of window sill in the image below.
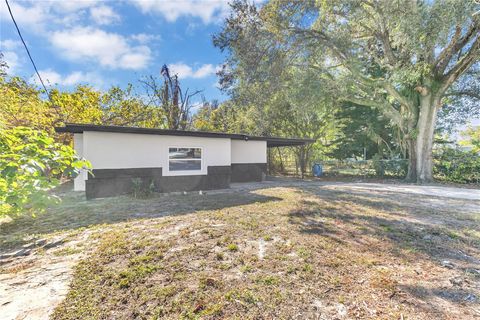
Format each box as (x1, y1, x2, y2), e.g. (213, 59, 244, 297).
(163, 170, 207, 177)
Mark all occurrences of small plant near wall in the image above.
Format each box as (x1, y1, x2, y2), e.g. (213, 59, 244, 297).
(131, 178, 156, 199)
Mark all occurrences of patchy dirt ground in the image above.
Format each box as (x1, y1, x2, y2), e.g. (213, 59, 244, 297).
(0, 233, 90, 320)
(1, 180, 479, 319)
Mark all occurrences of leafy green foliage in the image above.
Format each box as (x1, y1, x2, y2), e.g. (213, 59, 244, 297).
(0, 127, 91, 217)
(329, 103, 401, 160)
(215, 0, 480, 182)
(460, 126, 480, 153)
(0, 71, 191, 143)
(213, 3, 344, 173)
(0, 76, 53, 132)
(434, 146, 480, 183)
(192, 101, 238, 133)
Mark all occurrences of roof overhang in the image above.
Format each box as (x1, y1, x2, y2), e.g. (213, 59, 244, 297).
(55, 123, 315, 147)
(264, 137, 314, 147)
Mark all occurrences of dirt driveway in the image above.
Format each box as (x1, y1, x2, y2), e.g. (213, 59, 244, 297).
(321, 181, 480, 200)
(1, 180, 479, 319)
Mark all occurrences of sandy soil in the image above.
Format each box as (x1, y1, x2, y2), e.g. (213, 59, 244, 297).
(1, 180, 479, 319)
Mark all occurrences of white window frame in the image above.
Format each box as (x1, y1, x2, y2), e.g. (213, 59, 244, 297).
(166, 146, 205, 176)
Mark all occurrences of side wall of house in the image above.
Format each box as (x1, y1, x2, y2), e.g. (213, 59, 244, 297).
(230, 140, 267, 182)
(81, 132, 231, 198)
(73, 133, 86, 191)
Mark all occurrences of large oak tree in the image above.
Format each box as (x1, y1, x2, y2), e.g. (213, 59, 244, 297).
(216, 0, 480, 182)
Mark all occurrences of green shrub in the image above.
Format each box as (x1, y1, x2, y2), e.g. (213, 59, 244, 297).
(434, 146, 480, 183)
(0, 126, 90, 217)
(131, 178, 155, 198)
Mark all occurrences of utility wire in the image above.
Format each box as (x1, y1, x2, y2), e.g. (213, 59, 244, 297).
(4, 0, 50, 96)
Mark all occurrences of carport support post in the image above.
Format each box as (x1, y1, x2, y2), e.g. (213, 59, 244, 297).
(277, 147, 284, 172)
(267, 148, 271, 175)
(299, 145, 306, 179)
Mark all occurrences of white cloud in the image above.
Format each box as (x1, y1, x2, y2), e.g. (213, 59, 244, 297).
(2, 3, 151, 71)
(31, 69, 104, 87)
(1, 39, 22, 72)
(169, 63, 217, 79)
(90, 5, 120, 25)
(48, 0, 103, 26)
(169, 63, 193, 78)
(31, 69, 62, 85)
(0, 1, 48, 30)
(194, 64, 217, 78)
(63, 71, 105, 86)
(130, 33, 161, 44)
(0, 1, 109, 31)
(190, 101, 204, 111)
(2, 51, 20, 72)
(1, 39, 22, 50)
(50, 27, 151, 69)
(52, 0, 101, 13)
(119, 50, 152, 70)
(128, 0, 230, 24)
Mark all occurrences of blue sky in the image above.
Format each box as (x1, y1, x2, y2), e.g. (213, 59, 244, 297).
(1, 0, 478, 132)
(0, 0, 232, 103)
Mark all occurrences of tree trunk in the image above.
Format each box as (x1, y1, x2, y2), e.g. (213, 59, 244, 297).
(299, 145, 309, 179)
(409, 94, 440, 183)
(406, 138, 417, 181)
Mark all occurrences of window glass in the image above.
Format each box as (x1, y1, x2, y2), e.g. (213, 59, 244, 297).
(169, 148, 201, 159)
(168, 147, 202, 171)
(169, 159, 202, 171)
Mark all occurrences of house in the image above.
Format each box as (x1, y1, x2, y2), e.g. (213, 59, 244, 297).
(55, 124, 314, 199)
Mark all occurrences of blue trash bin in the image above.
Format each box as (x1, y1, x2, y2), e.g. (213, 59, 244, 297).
(312, 163, 323, 177)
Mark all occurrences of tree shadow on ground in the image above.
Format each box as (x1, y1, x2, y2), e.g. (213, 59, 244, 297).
(397, 284, 479, 315)
(399, 284, 478, 303)
(289, 186, 480, 264)
(0, 187, 282, 252)
(243, 180, 454, 251)
(286, 185, 480, 313)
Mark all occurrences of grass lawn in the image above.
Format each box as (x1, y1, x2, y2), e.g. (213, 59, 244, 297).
(2, 181, 479, 319)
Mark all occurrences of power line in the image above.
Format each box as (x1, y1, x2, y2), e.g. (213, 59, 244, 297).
(4, 0, 50, 96)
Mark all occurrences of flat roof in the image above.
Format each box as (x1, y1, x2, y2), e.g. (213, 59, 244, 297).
(55, 123, 315, 147)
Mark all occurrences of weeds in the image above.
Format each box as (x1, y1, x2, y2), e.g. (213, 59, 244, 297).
(41, 184, 479, 320)
(226, 243, 238, 252)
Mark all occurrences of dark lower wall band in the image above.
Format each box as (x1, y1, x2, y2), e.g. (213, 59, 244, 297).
(85, 166, 231, 199)
(231, 163, 267, 183)
(157, 166, 230, 193)
(86, 167, 162, 199)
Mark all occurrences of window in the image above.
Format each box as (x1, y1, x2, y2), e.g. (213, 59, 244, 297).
(168, 147, 202, 171)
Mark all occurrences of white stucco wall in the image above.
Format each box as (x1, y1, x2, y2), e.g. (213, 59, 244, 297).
(231, 140, 267, 164)
(73, 133, 86, 191)
(82, 131, 231, 176)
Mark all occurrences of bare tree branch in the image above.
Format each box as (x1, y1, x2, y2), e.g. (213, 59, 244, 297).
(435, 21, 480, 75)
(440, 34, 480, 94)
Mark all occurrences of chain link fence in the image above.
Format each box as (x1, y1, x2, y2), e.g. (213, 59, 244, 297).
(269, 159, 409, 178)
(270, 157, 479, 184)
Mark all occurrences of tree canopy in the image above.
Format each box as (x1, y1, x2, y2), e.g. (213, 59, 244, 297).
(214, 0, 480, 182)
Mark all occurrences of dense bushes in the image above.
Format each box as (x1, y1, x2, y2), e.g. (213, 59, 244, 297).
(434, 147, 480, 184)
(0, 127, 90, 217)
